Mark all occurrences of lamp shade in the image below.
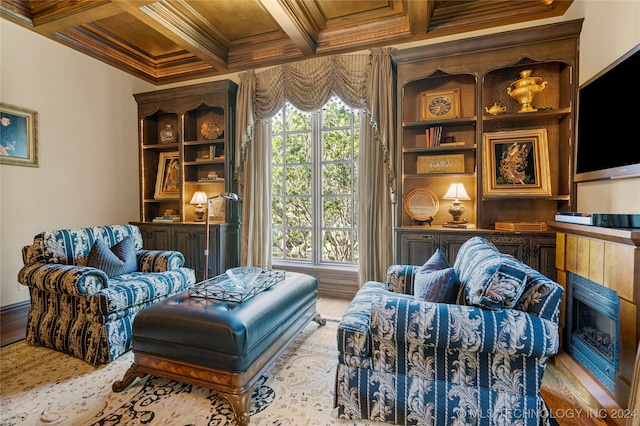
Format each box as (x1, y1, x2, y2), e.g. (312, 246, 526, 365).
(443, 183, 470, 201)
(190, 191, 208, 205)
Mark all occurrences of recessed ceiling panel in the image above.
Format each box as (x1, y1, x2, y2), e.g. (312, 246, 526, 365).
(187, 0, 282, 42)
(316, 0, 394, 20)
(91, 12, 185, 59)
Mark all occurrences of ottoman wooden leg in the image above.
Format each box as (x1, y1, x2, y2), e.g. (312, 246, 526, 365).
(313, 312, 326, 326)
(219, 390, 252, 426)
(112, 363, 147, 392)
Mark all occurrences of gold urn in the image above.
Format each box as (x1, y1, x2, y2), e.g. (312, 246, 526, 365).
(507, 70, 547, 113)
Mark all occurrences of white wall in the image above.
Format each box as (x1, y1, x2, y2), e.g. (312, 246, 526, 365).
(1, 0, 639, 308)
(0, 19, 156, 306)
(573, 0, 640, 214)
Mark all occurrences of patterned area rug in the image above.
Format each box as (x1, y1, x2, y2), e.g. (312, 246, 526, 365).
(1, 318, 376, 426)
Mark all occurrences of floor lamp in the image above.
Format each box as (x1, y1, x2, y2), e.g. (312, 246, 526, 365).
(204, 192, 239, 280)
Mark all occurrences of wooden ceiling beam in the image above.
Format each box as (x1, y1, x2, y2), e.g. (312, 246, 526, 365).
(406, 0, 431, 37)
(118, 0, 229, 71)
(0, 0, 122, 34)
(257, 0, 317, 55)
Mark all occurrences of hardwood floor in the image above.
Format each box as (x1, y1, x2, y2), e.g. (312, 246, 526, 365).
(1, 297, 626, 426)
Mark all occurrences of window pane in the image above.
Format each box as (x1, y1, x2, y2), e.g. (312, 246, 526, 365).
(322, 230, 354, 262)
(353, 129, 359, 160)
(285, 165, 311, 195)
(272, 197, 284, 226)
(323, 129, 353, 161)
(272, 229, 284, 258)
(323, 164, 353, 195)
(353, 231, 359, 262)
(286, 108, 311, 131)
(272, 134, 284, 164)
(272, 165, 284, 196)
(286, 197, 312, 227)
(323, 196, 353, 228)
(285, 133, 311, 163)
(322, 99, 352, 128)
(286, 229, 312, 259)
(272, 110, 284, 133)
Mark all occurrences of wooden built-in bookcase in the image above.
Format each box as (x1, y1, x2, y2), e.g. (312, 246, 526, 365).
(391, 19, 583, 274)
(132, 80, 240, 280)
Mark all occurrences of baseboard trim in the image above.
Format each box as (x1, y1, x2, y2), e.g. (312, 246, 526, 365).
(1, 300, 30, 347)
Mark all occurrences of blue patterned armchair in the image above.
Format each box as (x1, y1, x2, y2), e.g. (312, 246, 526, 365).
(334, 236, 563, 425)
(18, 224, 195, 365)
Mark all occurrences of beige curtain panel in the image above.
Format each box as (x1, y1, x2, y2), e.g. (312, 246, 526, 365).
(235, 48, 395, 284)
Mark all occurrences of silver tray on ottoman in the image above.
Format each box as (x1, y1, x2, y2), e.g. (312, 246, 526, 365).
(188, 269, 286, 302)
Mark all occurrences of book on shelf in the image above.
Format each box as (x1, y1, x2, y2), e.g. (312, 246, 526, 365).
(439, 141, 466, 147)
(426, 126, 444, 147)
(442, 222, 475, 229)
(195, 156, 210, 162)
(152, 216, 180, 223)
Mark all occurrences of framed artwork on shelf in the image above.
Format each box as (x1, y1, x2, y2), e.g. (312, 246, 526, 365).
(154, 151, 181, 199)
(0, 102, 38, 167)
(419, 88, 460, 120)
(417, 154, 465, 173)
(482, 129, 551, 198)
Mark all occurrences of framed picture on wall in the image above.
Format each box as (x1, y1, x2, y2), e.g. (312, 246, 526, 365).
(482, 129, 551, 198)
(154, 152, 180, 199)
(0, 103, 38, 167)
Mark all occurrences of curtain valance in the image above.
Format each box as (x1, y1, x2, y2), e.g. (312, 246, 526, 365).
(252, 54, 369, 118)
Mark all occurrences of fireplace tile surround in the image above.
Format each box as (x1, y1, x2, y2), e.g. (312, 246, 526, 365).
(551, 221, 640, 411)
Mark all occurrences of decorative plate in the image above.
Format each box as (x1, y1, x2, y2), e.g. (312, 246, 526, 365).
(404, 188, 439, 222)
(201, 112, 224, 140)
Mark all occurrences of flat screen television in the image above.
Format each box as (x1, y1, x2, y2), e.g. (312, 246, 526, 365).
(574, 44, 640, 182)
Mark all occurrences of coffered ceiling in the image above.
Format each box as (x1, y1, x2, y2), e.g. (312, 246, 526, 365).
(1, 0, 573, 85)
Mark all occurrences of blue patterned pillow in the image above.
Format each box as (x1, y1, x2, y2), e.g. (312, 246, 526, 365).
(414, 267, 460, 303)
(468, 261, 528, 310)
(414, 250, 460, 303)
(419, 249, 450, 272)
(87, 236, 137, 278)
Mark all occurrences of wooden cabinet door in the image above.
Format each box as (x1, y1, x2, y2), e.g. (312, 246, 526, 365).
(173, 225, 222, 281)
(396, 232, 439, 265)
(172, 227, 204, 280)
(138, 225, 171, 250)
(529, 235, 557, 280)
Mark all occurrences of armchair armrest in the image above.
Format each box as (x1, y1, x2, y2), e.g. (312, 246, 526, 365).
(371, 294, 559, 358)
(18, 263, 108, 296)
(386, 265, 419, 295)
(137, 249, 185, 272)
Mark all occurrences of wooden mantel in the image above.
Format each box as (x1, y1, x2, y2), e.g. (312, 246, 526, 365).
(548, 221, 640, 247)
(549, 220, 640, 416)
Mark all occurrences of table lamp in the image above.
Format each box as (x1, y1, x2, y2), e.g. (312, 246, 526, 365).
(204, 192, 239, 280)
(443, 182, 470, 225)
(190, 191, 208, 222)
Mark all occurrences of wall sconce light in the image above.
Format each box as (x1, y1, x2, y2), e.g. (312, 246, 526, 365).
(189, 191, 208, 222)
(442, 182, 471, 227)
(204, 192, 239, 280)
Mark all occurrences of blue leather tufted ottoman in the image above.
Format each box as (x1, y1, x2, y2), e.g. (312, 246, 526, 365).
(113, 271, 324, 425)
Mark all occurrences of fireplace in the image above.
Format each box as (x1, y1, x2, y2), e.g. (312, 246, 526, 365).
(566, 272, 620, 393)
